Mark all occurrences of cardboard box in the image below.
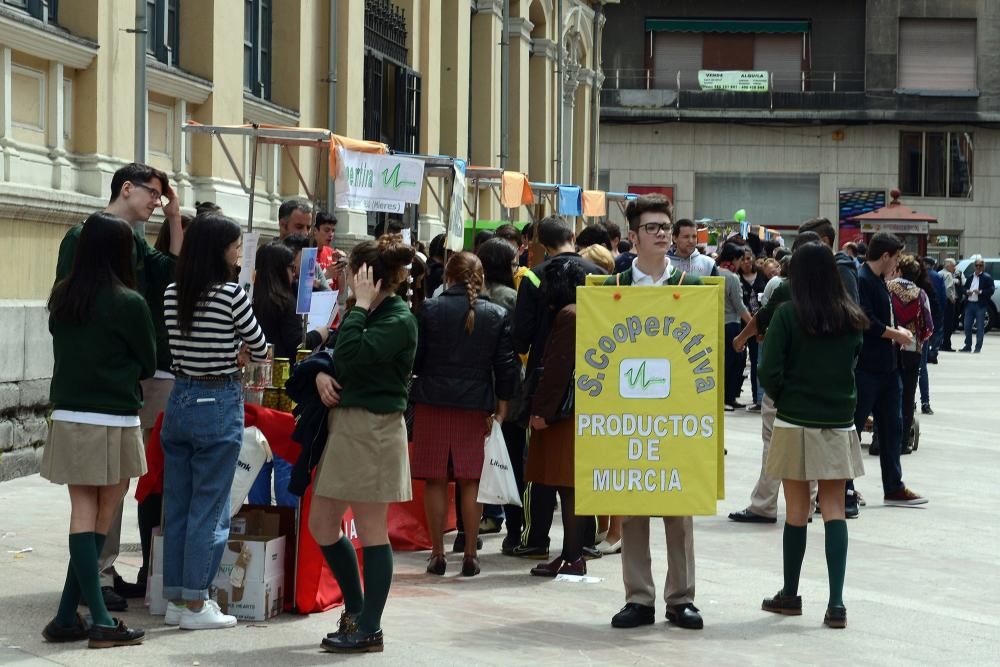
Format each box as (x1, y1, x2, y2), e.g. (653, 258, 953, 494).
(213, 535, 286, 621)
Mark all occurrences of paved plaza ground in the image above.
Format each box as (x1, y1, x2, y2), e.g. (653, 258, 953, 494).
(1, 335, 998, 666)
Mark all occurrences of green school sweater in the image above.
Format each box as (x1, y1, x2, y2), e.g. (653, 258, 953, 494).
(56, 222, 178, 372)
(757, 302, 863, 429)
(334, 296, 418, 414)
(49, 286, 157, 415)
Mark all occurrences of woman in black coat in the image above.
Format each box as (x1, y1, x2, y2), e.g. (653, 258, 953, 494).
(410, 252, 518, 577)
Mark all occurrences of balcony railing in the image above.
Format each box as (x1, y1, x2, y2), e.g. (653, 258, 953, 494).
(601, 68, 867, 112)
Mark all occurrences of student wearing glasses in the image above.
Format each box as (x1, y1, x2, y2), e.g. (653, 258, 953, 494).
(55, 163, 184, 611)
(604, 195, 706, 632)
(961, 256, 994, 353)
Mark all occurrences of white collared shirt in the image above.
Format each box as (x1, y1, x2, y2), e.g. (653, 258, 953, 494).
(631, 257, 675, 286)
(969, 274, 980, 302)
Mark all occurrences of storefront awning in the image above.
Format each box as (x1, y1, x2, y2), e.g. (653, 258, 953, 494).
(644, 19, 810, 34)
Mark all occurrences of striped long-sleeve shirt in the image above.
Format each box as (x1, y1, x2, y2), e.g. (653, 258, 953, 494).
(165, 282, 268, 376)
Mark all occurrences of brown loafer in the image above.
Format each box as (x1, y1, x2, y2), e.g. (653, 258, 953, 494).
(556, 557, 586, 576)
(529, 556, 564, 577)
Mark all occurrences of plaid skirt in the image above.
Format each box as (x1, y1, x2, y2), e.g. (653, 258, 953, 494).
(411, 403, 491, 480)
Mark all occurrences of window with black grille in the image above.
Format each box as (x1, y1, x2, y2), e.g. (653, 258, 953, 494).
(3, 0, 57, 23)
(244, 0, 272, 99)
(146, 0, 179, 67)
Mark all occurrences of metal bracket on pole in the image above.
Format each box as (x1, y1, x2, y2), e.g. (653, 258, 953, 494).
(215, 132, 250, 193)
(282, 143, 315, 201)
(247, 135, 259, 232)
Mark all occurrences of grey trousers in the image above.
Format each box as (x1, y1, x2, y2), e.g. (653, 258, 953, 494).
(621, 515, 695, 607)
(747, 395, 816, 518)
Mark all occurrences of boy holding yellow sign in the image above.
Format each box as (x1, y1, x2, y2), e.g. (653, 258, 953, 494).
(594, 195, 710, 631)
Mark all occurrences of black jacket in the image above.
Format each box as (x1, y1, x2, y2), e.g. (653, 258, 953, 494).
(410, 287, 518, 412)
(512, 252, 607, 374)
(857, 263, 898, 374)
(284, 347, 336, 497)
(254, 298, 324, 361)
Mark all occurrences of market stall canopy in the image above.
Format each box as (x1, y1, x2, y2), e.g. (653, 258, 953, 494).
(848, 189, 938, 235)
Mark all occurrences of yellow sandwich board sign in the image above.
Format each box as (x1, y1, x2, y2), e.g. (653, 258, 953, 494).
(574, 282, 724, 515)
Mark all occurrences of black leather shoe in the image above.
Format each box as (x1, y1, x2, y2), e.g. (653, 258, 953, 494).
(666, 603, 703, 629)
(325, 611, 358, 639)
(824, 605, 847, 629)
(611, 603, 655, 628)
(761, 590, 802, 616)
(87, 619, 144, 649)
(845, 502, 860, 519)
(321, 629, 384, 653)
(728, 509, 777, 524)
(42, 613, 89, 642)
(500, 535, 519, 555)
(81, 586, 127, 612)
(113, 574, 147, 599)
(451, 533, 483, 553)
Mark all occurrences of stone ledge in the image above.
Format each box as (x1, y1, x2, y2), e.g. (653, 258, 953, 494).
(0, 445, 42, 482)
(17, 379, 51, 409)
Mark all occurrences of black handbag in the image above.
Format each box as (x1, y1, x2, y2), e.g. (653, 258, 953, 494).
(553, 374, 575, 422)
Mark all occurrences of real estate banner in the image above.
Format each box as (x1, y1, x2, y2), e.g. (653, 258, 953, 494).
(698, 70, 769, 92)
(574, 284, 724, 515)
(335, 148, 425, 213)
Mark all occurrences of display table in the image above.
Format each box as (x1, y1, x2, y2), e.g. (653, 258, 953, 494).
(138, 403, 456, 614)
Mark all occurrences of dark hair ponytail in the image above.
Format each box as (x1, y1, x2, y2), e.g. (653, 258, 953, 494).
(445, 252, 485, 334)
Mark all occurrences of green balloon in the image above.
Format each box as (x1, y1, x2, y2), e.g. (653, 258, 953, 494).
(734, 209, 747, 222)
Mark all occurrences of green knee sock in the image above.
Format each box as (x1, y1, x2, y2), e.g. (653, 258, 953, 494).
(54, 533, 108, 626)
(319, 537, 364, 615)
(357, 545, 394, 634)
(67, 532, 114, 627)
(781, 522, 808, 597)
(824, 520, 848, 608)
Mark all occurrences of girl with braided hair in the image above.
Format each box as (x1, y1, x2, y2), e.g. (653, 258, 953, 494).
(409, 252, 519, 577)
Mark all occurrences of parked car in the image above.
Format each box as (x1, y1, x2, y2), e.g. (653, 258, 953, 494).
(955, 257, 1000, 333)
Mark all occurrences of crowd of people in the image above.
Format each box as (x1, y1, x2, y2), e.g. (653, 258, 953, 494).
(41, 161, 982, 653)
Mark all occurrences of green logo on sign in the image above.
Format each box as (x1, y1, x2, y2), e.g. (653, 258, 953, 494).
(624, 361, 667, 390)
(382, 163, 417, 191)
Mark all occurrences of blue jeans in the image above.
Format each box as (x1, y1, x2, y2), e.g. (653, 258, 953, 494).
(161, 375, 244, 601)
(964, 301, 987, 351)
(853, 369, 904, 495)
(248, 458, 298, 507)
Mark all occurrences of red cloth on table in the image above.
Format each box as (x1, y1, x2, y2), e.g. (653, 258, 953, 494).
(136, 403, 456, 614)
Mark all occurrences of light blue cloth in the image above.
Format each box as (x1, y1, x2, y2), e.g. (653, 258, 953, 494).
(557, 186, 582, 216)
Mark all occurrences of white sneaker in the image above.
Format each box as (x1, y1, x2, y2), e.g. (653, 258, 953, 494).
(165, 601, 184, 626)
(179, 600, 237, 630)
(595, 539, 622, 555)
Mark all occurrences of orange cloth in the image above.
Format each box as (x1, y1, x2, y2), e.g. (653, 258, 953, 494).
(502, 171, 534, 208)
(582, 190, 607, 217)
(697, 228, 709, 245)
(328, 135, 388, 179)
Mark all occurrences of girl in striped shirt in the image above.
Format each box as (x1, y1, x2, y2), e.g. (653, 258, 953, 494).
(160, 213, 267, 630)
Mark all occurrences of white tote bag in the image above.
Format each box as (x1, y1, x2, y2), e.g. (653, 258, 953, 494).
(229, 425, 272, 516)
(476, 421, 522, 506)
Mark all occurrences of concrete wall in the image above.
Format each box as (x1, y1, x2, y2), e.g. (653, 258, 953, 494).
(0, 301, 51, 482)
(600, 121, 1000, 255)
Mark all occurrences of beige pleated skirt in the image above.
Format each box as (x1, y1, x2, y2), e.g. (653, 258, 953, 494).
(41, 421, 147, 486)
(313, 407, 413, 503)
(766, 425, 864, 481)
